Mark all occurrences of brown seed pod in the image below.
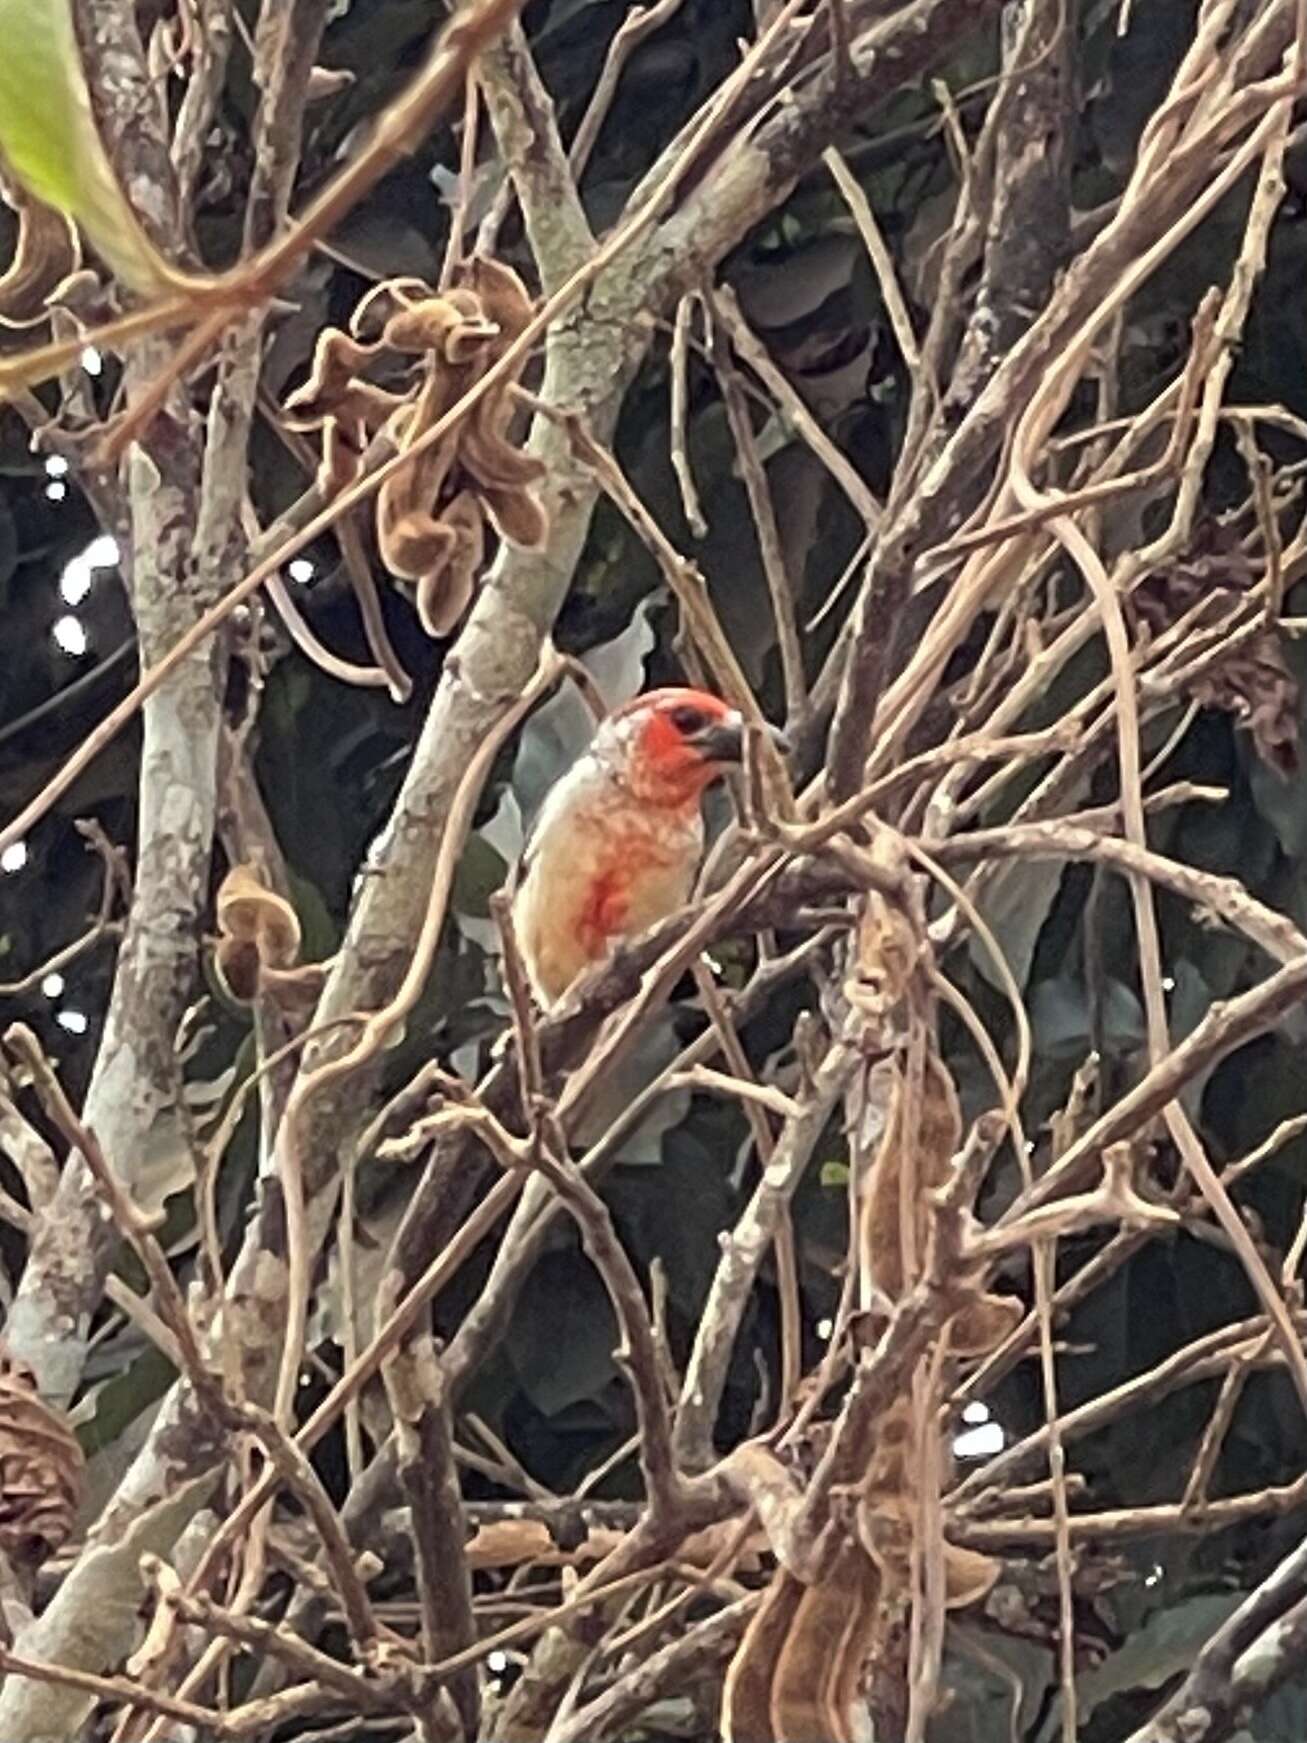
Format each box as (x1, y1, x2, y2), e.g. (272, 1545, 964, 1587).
(214, 864, 301, 1004)
(279, 257, 548, 639)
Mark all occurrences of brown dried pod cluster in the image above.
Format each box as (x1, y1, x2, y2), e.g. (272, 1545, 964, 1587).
(723, 841, 1017, 1743)
(214, 864, 323, 1014)
(0, 1347, 83, 1567)
(0, 169, 81, 329)
(283, 256, 546, 636)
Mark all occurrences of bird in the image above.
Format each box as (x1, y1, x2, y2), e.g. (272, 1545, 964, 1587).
(511, 687, 783, 1007)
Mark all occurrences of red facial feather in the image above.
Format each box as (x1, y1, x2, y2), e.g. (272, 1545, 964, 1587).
(621, 688, 736, 807)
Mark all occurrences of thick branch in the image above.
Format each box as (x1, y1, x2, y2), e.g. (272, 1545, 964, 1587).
(382, 1338, 479, 1737)
(478, 22, 594, 291)
(4, 4, 210, 1409)
(932, 0, 1074, 448)
(674, 1040, 855, 1470)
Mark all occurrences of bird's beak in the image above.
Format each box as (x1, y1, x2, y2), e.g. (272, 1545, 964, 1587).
(690, 713, 789, 764)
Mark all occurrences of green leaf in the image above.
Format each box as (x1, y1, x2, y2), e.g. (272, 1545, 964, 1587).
(0, 0, 174, 291)
(1252, 1680, 1307, 1742)
(1037, 1592, 1242, 1741)
(1029, 973, 1146, 1059)
(286, 867, 339, 961)
(453, 830, 509, 922)
(507, 1250, 618, 1418)
(969, 856, 1065, 992)
(820, 1160, 850, 1188)
(72, 1342, 174, 1455)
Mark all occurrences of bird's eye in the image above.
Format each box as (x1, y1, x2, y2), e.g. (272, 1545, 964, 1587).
(668, 705, 709, 736)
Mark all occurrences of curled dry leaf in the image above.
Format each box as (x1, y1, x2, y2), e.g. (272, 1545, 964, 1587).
(285, 327, 408, 495)
(213, 863, 323, 1013)
(1132, 517, 1299, 777)
(862, 1046, 1022, 1359)
(282, 255, 546, 637)
(0, 1345, 83, 1567)
(1195, 636, 1300, 778)
(0, 169, 80, 328)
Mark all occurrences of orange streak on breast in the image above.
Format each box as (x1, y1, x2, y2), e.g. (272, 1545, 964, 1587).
(576, 864, 630, 958)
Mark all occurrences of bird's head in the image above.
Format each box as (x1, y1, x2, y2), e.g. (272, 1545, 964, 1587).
(598, 687, 783, 807)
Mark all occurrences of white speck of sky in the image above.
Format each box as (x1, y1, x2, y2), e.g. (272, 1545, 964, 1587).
(952, 1419, 1005, 1460)
(52, 614, 90, 657)
(60, 534, 120, 606)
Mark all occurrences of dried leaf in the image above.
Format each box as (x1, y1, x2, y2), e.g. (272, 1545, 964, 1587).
(1133, 517, 1298, 776)
(771, 1548, 885, 1743)
(0, 1345, 83, 1566)
(282, 326, 403, 436)
(1193, 642, 1299, 778)
(942, 1542, 1002, 1610)
(0, 172, 80, 329)
(214, 865, 302, 1003)
(480, 478, 548, 549)
(382, 289, 496, 362)
(413, 493, 485, 636)
(722, 1576, 805, 1743)
(281, 255, 546, 638)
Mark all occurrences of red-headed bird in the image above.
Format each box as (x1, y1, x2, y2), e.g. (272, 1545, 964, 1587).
(511, 688, 781, 1006)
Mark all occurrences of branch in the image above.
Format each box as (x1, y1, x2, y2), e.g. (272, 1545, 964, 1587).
(552, 1595, 756, 1743)
(477, 22, 594, 291)
(928, 0, 1074, 461)
(825, 0, 1300, 795)
(379, 1338, 478, 1736)
(930, 819, 1307, 967)
(0, 59, 215, 1666)
(673, 1039, 856, 1470)
(1008, 952, 1307, 1222)
(531, 1131, 690, 1520)
(1, 0, 328, 1415)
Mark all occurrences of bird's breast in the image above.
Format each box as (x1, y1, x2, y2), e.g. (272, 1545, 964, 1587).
(574, 825, 694, 953)
(513, 780, 703, 1003)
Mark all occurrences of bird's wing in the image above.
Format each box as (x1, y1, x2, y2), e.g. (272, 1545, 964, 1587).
(508, 756, 593, 897)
